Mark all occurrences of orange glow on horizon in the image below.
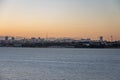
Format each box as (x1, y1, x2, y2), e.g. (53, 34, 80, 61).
(0, 0, 120, 40)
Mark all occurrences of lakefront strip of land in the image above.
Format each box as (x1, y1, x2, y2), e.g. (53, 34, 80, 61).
(0, 36, 120, 48)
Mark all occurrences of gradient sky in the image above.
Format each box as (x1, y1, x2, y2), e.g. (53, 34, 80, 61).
(0, 0, 120, 40)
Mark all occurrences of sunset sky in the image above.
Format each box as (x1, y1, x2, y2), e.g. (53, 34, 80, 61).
(0, 0, 120, 40)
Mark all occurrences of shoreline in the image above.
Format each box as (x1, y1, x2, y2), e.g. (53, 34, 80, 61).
(0, 46, 120, 49)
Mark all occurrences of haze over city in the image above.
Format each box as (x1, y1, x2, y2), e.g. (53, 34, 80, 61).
(0, 0, 120, 40)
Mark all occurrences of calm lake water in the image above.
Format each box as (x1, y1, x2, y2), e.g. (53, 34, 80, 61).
(0, 48, 120, 80)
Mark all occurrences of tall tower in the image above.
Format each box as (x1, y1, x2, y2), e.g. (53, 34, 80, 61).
(99, 36, 103, 42)
(110, 35, 113, 42)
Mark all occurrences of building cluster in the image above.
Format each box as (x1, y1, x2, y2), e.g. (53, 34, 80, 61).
(0, 36, 120, 48)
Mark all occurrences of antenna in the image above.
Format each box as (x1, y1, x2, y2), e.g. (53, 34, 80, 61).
(110, 35, 113, 42)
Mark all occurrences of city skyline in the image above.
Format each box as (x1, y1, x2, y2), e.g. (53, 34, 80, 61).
(0, 35, 116, 42)
(0, 0, 120, 40)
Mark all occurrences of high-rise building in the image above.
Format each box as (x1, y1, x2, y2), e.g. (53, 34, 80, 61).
(99, 36, 103, 41)
(5, 36, 9, 40)
(11, 37, 15, 40)
(110, 35, 113, 42)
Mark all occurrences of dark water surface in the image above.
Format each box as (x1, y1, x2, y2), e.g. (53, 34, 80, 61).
(0, 48, 120, 80)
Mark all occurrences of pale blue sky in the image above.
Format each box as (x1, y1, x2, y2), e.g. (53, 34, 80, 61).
(0, 0, 120, 40)
(1, 0, 120, 22)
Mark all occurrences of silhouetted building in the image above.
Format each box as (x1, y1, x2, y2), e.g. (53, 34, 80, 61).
(5, 36, 9, 40)
(31, 37, 36, 40)
(99, 36, 103, 41)
(11, 37, 15, 40)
